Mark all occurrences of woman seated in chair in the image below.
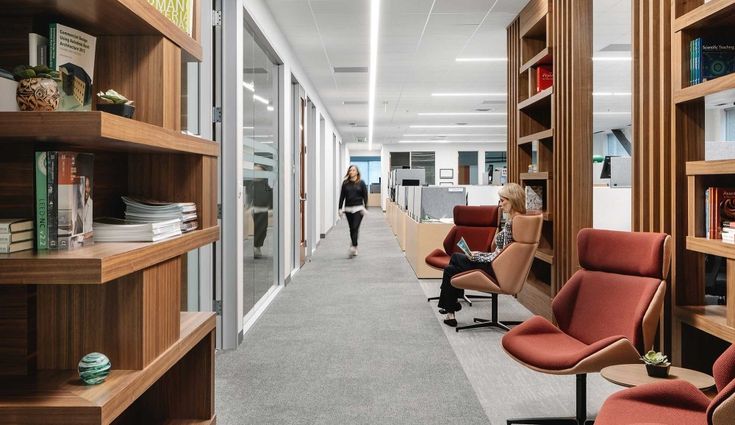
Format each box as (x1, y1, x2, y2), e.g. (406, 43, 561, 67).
(438, 182, 526, 327)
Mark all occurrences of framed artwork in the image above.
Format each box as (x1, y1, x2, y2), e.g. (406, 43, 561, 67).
(439, 168, 454, 179)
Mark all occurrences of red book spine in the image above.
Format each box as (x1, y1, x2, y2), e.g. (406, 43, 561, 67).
(536, 65, 553, 92)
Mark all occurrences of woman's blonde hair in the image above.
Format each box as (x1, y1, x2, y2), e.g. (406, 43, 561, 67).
(343, 164, 361, 183)
(499, 182, 526, 215)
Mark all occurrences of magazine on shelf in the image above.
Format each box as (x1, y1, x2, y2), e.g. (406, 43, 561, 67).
(93, 217, 182, 242)
(122, 196, 198, 232)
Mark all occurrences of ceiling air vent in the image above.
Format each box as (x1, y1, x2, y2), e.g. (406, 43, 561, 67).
(333, 67, 368, 73)
(355, 137, 367, 143)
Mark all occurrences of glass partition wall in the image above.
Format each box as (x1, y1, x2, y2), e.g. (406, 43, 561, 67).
(242, 24, 280, 315)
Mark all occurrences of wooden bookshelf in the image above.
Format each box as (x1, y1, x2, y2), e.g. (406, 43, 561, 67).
(0, 112, 219, 156)
(670, 0, 735, 365)
(0, 1, 217, 423)
(507, 0, 592, 315)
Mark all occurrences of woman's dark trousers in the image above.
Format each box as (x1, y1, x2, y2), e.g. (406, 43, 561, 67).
(437, 253, 494, 312)
(345, 211, 363, 247)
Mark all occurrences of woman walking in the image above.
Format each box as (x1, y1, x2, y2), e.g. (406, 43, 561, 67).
(437, 183, 526, 327)
(338, 165, 368, 258)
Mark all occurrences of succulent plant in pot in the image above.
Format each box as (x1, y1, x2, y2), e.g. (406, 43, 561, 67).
(13, 65, 61, 111)
(641, 350, 671, 378)
(96, 89, 135, 118)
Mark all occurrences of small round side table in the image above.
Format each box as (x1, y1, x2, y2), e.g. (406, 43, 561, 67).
(600, 363, 715, 391)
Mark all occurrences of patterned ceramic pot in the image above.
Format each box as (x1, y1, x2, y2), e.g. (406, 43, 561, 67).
(16, 78, 60, 111)
(78, 352, 111, 385)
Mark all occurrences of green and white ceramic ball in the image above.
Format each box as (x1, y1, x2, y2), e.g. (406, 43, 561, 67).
(78, 352, 111, 385)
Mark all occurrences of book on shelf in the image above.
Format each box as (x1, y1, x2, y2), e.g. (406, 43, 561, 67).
(706, 187, 735, 239)
(0, 230, 33, 244)
(28, 33, 48, 67)
(93, 217, 182, 242)
(48, 23, 96, 111)
(0, 218, 33, 234)
(122, 196, 198, 233)
(0, 239, 33, 254)
(525, 184, 544, 212)
(147, 0, 194, 36)
(536, 65, 553, 92)
(690, 36, 735, 85)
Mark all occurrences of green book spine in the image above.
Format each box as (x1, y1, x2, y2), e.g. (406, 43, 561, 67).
(35, 151, 48, 250)
(49, 23, 56, 69)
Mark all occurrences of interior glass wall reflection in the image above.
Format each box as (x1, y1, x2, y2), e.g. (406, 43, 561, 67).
(242, 24, 279, 315)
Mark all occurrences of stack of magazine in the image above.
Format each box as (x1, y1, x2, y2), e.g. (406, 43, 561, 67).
(122, 196, 198, 233)
(93, 218, 181, 242)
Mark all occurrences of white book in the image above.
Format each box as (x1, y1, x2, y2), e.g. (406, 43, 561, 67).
(93, 218, 182, 242)
(28, 33, 48, 67)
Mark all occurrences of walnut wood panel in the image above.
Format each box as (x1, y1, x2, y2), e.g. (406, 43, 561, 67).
(673, 0, 735, 31)
(0, 16, 35, 71)
(686, 159, 735, 174)
(518, 87, 553, 110)
(675, 73, 735, 104)
(519, 0, 549, 37)
(37, 257, 180, 370)
(0, 0, 202, 61)
(507, 17, 521, 184)
(0, 313, 215, 425)
(95, 36, 181, 131)
(520, 47, 553, 74)
(0, 113, 217, 156)
(518, 129, 554, 145)
(728, 259, 735, 327)
(551, 0, 592, 292)
(676, 306, 735, 343)
(517, 276, 552, 321)
(0, 286, 35, 375)
(0, 226, 219, 285)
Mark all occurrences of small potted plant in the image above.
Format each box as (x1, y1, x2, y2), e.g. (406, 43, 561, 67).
(13, 65, 61, 111)
(96, 89, 135, 118)
(641, 350, 671, 378)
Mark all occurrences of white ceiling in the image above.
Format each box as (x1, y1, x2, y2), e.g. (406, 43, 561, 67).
(264, 0, 632, 148)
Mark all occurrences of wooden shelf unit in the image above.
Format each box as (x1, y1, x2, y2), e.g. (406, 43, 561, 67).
(670, 0, 735, 365)
(507, 0, 592, 316)
(0, 1, 218, 424)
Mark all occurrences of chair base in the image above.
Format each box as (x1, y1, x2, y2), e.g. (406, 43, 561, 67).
(507, 374, 592, 425)
(426, 294, 492, 306)
(455, 293, 522, 333)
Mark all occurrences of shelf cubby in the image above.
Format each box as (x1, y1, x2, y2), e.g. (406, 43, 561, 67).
(673, 0, 735, 31)
(518, 87, 553, 111)
(518, 128, 553, 145)
(520, 46, 553, 74)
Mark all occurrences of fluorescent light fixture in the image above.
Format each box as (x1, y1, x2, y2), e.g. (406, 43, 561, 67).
(242, 81, 255, 92)
(243, 126, 254, 130)
(403, 133, 505, 137)
(593, 111, 631, 115)
(593, 92, 632, 96)
(417, 112, 506, 116)
(267, 105, 274, 111)
(253, 94, 270, 104)
(409, 124, 506, 128)
(432, 92, 505, 97)
(398, 140, 504, 143)
(592, 56, 632, 61)
(456, 57, 507, 62)
(368, 0, 381, 150)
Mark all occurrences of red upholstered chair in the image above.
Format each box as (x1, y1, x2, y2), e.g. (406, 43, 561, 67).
(449, 213, 543, 332)
(501, 229, 672, 425)
(425, 205, 500, 305)
(595, 343, 735, 425)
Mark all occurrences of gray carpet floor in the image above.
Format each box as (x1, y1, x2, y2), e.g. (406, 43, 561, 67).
(215, 208, 490, 424)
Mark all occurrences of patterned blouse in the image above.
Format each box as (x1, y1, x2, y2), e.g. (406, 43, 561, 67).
(473, 218, 513, 263)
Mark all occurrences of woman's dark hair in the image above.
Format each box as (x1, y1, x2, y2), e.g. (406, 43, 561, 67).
(343, 165, 361, 183)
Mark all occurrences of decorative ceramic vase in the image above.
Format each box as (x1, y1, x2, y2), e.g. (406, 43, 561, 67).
(645, 363, 670, 378)
(96, 103, 135, 118)
(15, 78, 60, 112)
(78, 352, 111, 385)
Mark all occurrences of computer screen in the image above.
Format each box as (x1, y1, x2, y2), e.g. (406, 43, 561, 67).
(600, 155, 616, 179)
(402, 179, 420, 186)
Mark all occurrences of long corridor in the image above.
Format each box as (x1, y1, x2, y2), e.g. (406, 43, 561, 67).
(215, 209, 619, 424)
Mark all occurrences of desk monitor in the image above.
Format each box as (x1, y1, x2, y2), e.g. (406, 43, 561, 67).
(402, 179, 420, 186)
(600, 155, 617, 179)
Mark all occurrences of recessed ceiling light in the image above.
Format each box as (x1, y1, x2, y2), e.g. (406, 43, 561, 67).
(267, 106, 274, 111)
(409, 124, 507, 128)
(455, 57, 508, 62)
(402, 133, 505, 137)
(253, 94, 270, 104)
(432, 92, 505, 97)
(398, 140, 504, 143)
(417, 112, 506, 116)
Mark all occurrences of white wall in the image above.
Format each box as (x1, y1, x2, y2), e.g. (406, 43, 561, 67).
(379, 142, 506, 209)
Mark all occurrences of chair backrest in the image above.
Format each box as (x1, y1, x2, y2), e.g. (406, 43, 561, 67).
(552, 229, 671, 353)
(708, 343, 735, 425)
(442, 205, 500, 255)
(490, 214, 543, 295)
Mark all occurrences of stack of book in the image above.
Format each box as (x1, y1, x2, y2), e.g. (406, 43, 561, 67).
(705, 187, 735, 240)
(0, 219, 34, 253)
(93, 218, 182, 242)
(122, 196, 198, 233)
(689, 36, 735, 85)
(723, 224, 735, 244)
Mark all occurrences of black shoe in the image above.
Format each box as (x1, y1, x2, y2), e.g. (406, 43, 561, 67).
(443, 318, 458, 327)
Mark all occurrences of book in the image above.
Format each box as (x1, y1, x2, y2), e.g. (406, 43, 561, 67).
(57, 152, 94, 249)
(0, 239, 33, 254)
(47, 151, 58, 249)
(48, 23, 96, 111)
(536, 65, 553, 92)
(34, 152, 48, 249)
(702, 37, 735, 82)
(0, 230, 33, 244)
(457, 237, 473, 257)
(0, 219, 33, 234)
(28, 33, 48, 67)
(525, 185, 544, 211)
(147, 0, 194, 35)
(93, 217, 182, 242)
(709, 187, 735, 239)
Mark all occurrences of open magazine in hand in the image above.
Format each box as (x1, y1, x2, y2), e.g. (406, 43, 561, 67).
(456, 237, 474, 258)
